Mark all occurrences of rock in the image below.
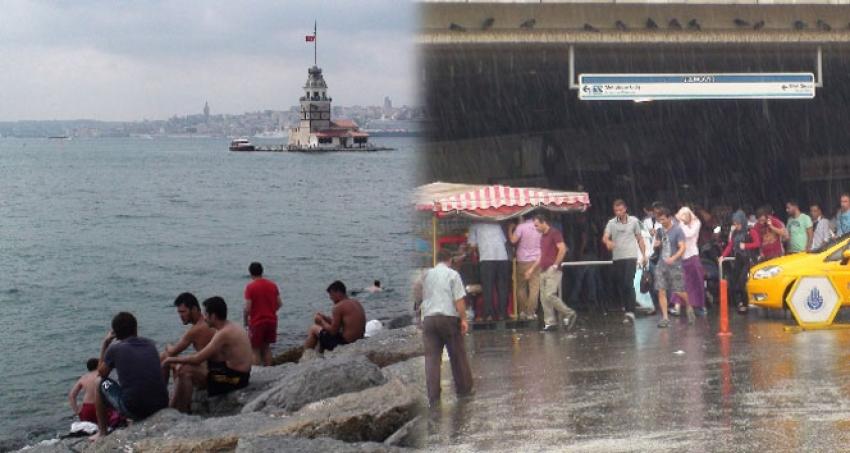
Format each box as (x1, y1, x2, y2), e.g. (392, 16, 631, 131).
(191, 363, 296, 416)
(326, 325, 423, 368)
(386, 313, 414, 329)
(381, 356, 425, 390)
(383, 415, 425, 448)
(14, 437, 86, 453)
(272, 345, 304, 365)
(236, 435, 403, 452)
(241, 355, 385, 414)
(89, 411, 281, 453)
(86, 409, 199, 452)
(86, 380, 423, 451)
(262, 379, 426, 443)
(298, 347, 322, 363)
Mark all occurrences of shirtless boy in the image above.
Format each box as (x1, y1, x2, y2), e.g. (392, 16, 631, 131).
(68, 358, 103, 423)
(163, 296, 253, 413)
(160, 292, 215, 390)
(305, 281, 366, 352)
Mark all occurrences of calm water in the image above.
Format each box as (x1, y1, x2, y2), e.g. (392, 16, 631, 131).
(0, 136, 416, 449)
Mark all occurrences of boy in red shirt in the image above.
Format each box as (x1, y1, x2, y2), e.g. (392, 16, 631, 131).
(244, 262, 282, 366)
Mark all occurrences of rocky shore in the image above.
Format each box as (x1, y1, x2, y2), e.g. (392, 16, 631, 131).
(21, 323, 426, 452)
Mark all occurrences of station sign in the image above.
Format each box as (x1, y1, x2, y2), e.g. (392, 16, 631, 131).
(785, 276, 842, 328)
(578, 73, 816, 101)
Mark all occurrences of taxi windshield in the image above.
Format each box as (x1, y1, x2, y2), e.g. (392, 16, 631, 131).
(810, 232, 850, 254)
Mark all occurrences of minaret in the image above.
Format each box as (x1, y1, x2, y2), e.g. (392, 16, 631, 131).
(203, 101, 210, 123)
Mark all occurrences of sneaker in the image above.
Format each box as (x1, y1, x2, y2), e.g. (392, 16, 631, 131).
(657, 318, 670, 328)
(623, 312, 636, 324)
(686, 307, 695, 325)
(694, 307, 707, 317)
(737, 303, 748, 314)
(543, 324, 558, 332)
(563, 313, 578, 331)
(669, 305, 681, 316)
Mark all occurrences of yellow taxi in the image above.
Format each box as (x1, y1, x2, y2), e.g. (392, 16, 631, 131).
(747, 234, 850, 309)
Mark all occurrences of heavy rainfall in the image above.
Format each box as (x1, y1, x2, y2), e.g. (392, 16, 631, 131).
(418, 1, 850, 451)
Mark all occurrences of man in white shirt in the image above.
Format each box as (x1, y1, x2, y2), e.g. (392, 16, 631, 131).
(810, 204, 833, 250)
(421, 248, 473, 406)
(468, 221, 510, 321)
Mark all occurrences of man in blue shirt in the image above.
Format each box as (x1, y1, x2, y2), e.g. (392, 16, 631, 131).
(90, 312, 168, 440)
(653, 208, 692, 328)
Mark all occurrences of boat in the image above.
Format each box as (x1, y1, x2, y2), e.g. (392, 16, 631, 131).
(229, 138, 255, 151)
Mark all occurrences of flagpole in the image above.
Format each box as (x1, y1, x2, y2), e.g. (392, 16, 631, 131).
(314, 20, 317, 66)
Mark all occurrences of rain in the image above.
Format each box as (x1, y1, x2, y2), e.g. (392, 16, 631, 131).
(417, 1, 850, 450)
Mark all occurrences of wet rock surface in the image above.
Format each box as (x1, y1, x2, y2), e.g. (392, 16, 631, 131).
(241, 354, 386, 414)
(91, 411, 279, 453)
(384, 415, 426, 448)
(271, 346, 304, 366)
(236, 435, 403, 452)
(326, 325, 423, 367)
(262, 379, 426, 443)
(382, 356, 426, 390)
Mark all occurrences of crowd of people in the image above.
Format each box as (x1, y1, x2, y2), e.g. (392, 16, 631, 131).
(68, 262, 367, 440)
(416, 193, 850, 407)
(437, 193, 850, 330)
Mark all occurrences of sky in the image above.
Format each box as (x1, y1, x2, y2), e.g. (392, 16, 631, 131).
(0, 0, 418, 121)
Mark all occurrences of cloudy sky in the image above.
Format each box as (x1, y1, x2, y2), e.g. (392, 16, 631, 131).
(0, 0, 417, 121)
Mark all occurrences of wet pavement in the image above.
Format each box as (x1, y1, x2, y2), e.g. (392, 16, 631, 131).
(425, 309, 850, 452)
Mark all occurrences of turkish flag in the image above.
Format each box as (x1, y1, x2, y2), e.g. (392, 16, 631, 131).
(305, 35, 315, 42)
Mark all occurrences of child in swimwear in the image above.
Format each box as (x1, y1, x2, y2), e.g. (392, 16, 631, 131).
(68, 358, 101, 423)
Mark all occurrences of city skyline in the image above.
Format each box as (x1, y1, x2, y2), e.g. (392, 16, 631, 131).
(0, 0, 417, 122)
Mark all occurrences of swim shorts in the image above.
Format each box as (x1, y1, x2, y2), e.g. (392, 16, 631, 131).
(78, 403, 97, 423)
(249, 321, 277, 348)
(318, 329, 349, 352)
(207, 361, 250, 396)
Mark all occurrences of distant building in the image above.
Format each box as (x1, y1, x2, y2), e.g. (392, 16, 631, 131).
(383, 96, 393, 116)
(203, 101, 210, 123)
(288, 65, 369, 149)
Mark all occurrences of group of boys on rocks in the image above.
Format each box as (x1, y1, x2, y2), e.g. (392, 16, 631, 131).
(68, 262, 366, 441)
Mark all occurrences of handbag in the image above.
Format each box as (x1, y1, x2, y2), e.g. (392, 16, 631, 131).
(639, 266, 654, 294)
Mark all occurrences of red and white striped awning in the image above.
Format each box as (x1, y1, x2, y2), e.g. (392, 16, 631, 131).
(416, 182, 590, 220)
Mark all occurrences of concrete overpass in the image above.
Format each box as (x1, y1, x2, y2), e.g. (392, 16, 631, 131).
(420, 2, 850, 45)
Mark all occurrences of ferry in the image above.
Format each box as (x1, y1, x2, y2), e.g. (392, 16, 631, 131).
(229, 138, 255, 151)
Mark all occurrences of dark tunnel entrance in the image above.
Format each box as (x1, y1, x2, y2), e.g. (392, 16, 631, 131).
(422, 44, 850, 219)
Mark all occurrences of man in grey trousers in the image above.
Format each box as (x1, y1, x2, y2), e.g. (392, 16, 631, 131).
(420, 248, 474, 407)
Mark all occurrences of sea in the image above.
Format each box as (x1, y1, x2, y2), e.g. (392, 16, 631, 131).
(0, 136, 417, 450)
